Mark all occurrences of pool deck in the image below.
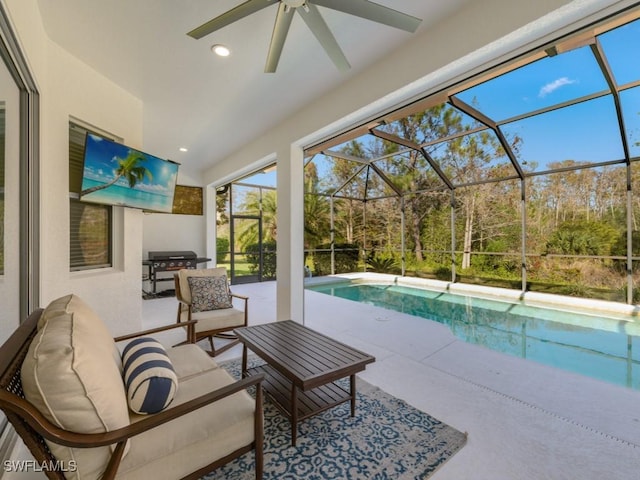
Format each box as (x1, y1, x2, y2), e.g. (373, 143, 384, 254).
(7, 278, 638, 480)
(138, 279, 640, 480)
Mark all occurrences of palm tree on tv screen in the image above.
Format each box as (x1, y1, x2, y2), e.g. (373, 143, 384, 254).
(81, 150, 153, 196)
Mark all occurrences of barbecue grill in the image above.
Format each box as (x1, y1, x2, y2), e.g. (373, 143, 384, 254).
(144, 251, 210, 295)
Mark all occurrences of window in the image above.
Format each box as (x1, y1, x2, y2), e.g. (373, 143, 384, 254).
(69, 121, 112, 271)
(0, 104, 5, 275)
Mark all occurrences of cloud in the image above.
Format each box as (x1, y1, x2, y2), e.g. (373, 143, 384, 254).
(538, 77, 576, 98)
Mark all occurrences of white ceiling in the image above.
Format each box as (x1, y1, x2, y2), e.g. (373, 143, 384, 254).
(37, 0, 472, 175)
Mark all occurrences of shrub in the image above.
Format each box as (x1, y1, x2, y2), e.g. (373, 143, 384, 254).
(245, 241, 277, 280)
(216, 237, 229, 264)
(545, 221, 619, 256)
(366, 251, 400, 274)
(434, 266, 452, 281)
(313, 243, 359, 275)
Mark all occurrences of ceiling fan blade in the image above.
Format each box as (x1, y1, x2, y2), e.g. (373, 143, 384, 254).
(265, 3, 295, 73)
(312, 0, 422, 33)
(187, 0, 274, 39)
(297, 3, 350, 72)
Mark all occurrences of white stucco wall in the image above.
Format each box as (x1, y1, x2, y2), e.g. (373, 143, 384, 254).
(143, 211, 206, 261)
(5, 0, 145, 335)
(202, 0, 636, 323)
(142, 167, 206, 263)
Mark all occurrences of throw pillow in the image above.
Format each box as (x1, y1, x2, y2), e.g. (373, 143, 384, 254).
(187, 275, 233, 312)
(122, 337, 178, 414)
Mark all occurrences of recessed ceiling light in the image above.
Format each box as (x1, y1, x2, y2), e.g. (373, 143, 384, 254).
(179, 147, 188, 152)
(211, 44, 230, 57)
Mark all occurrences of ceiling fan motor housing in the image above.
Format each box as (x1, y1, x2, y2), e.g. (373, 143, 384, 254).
(282, 0, 306, 7)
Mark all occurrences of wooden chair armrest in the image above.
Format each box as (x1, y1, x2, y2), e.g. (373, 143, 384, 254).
(114, 320, 197, 343)
(175, 296, 190, 306)
(0, 373, 265, 449)
(230, 293, 249, 301)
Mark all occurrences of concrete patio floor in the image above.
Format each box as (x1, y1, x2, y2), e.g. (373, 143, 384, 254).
(140, 280, 640, 480)
(8, 280, 639, 479)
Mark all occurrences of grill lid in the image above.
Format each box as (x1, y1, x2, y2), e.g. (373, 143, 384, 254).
(148, 251, 197, 260)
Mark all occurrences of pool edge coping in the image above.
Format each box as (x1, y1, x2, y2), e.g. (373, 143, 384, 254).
(304, 272, 640, 319)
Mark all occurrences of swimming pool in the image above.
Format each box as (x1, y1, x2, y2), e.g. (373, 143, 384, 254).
(307, 281, 640, 390)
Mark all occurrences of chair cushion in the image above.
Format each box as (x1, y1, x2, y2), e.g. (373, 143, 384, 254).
(119, 367, 256, 480)
(177, 267, 228, 304)
(188, 275, 233, 312)
(122, 338, 178, 414)
(166, 344, 219, 380)
(192, 308, 246, 333)
(21, 294, 130, 480)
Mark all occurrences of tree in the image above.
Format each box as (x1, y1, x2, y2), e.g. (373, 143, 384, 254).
(304, 193, 330, 249)
(303, 162, 331, 248)
(215, 185, 230, 227)
(372, 111, 451, 262)
(80, 150, 152, 196)
(235, 188, 277, 250)
(329, 142, 367, 244)
(378, 106, 519, 268)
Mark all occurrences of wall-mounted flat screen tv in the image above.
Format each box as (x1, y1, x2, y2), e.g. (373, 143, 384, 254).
(80, 133, 179, 213)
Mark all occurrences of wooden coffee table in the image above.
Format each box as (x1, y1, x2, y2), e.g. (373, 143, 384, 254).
(234, 320, 375, 446)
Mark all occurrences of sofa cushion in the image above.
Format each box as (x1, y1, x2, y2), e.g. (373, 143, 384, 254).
(188, 275, 233, 312)
(119, 367, 255, 480)
(166, 344, 219, 380)
(122, 338, 178, 414)
(21, 294, 130, 480)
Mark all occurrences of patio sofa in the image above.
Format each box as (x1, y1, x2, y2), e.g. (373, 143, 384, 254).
(0, 294, 264, 479)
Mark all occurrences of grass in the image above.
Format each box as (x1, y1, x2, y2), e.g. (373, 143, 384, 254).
(216, 260, 254, 277)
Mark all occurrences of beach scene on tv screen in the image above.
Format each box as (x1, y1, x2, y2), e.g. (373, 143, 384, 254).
(80, 134, 178, 212)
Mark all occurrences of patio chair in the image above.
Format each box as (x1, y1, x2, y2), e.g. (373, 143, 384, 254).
(175, 267, 248, 356)
(0, 294, 264, 480)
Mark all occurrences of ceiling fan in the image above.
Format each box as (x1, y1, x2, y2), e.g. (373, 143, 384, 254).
(187, 0, 422, 73)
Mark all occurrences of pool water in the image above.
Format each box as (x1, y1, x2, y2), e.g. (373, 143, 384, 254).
(308, 282, 640, 390)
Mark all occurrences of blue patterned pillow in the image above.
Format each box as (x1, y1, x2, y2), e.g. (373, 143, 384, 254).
(122, 338, 178, 414)
(187, 275, 233, 312)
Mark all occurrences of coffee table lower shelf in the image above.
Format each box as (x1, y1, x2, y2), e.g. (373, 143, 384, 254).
(246, 364, 352, 424)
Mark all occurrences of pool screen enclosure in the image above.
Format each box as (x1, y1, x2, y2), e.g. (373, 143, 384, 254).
(302, 7, 640, 305)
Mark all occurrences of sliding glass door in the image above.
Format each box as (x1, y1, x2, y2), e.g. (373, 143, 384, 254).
(0, 2, 40, 450)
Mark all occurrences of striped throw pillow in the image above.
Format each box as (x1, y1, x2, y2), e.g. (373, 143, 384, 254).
(122, 338, 178, 414)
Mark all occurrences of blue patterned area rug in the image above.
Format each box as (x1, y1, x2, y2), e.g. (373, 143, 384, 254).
(203, 358, 467, 480)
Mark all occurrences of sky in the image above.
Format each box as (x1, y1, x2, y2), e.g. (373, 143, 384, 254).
(239, 18, 640, 192)
(237, 169, 277, 188)
(453, 19, 640, 169)
(305, 17, 640, 188)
